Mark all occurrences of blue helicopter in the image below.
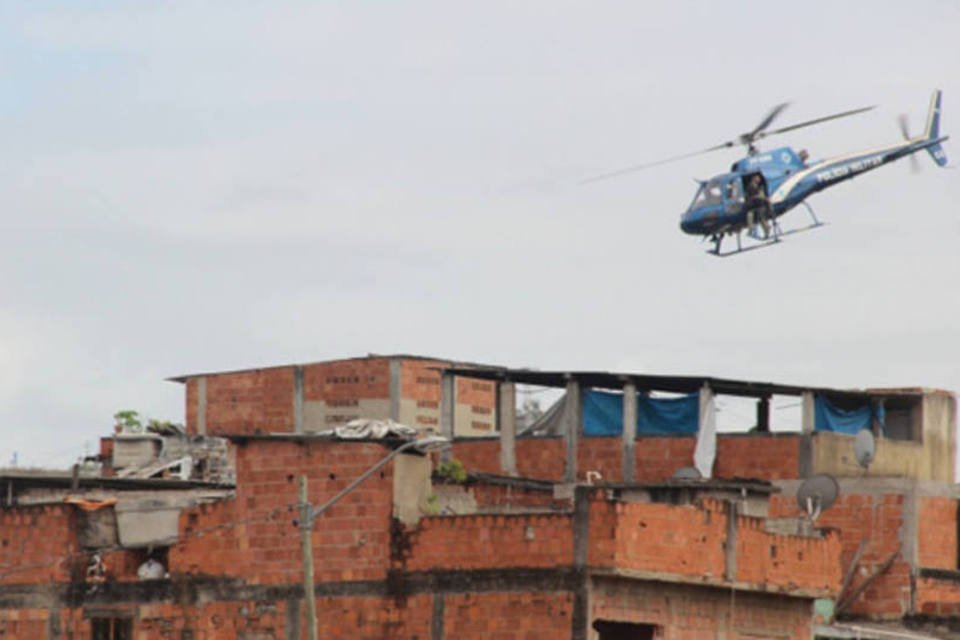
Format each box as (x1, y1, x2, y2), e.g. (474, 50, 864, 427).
(587, 91, 949, 256)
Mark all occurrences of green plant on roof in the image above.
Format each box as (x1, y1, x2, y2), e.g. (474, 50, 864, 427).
(435, 458, 467, 484)
(113, 410, 143, 433)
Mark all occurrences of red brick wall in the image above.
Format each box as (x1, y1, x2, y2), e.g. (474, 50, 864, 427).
(406, 513, 575, 571)
(21, 593, 573, 640)
(591, 578, 814, 640)
(452, 434, 798, 483)
(452, 438, 568, 480)
(172, 439, 398, 584)
(579, 437, 623, 482)
(918, 496, 957, 570)
(469, 483, 562, 511)
(734, 513, 841, 593)
(0, 608, 50, 638)
(633, 437, 697, 481)
(916, 576, 960, 616)
(588, 498, 839, 596)
(0, 505, 78, 585)
(770, 492, 910, 617)
(303, 358, 390, 404)
(443, 592, 574, 638)
(592, 500, 727, 581)
(316, 594, 433, 639)
(183, 357, 499, 436)
(715, 435, 800, 480)
(202, 367, 295, 435)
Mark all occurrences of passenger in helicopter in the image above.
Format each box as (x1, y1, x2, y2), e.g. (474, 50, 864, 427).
(745, 174, 771, 238)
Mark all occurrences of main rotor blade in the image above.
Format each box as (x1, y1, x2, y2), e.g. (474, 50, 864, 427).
(748, 102, 790, 139)
(579, 141, 734, 184)
(757, 105, 875, 140)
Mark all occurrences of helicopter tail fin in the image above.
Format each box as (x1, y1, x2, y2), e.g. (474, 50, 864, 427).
(923, 89, 949, 167)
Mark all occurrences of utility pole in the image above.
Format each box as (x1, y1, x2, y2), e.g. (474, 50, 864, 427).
(299, 476, 318, 640)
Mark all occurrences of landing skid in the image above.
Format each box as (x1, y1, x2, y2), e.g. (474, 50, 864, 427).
(707, 204, 826, 257)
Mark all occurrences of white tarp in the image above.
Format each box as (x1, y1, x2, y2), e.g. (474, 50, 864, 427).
(694, 383, 716, 478)
(319, 418, 418, 440)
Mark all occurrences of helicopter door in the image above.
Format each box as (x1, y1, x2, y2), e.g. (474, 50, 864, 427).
(723, 178, 744, 213)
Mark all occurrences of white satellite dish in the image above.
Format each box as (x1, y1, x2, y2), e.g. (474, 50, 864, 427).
(854, 429, 876, 469)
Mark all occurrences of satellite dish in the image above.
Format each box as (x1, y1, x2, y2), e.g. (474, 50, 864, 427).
(854, 429, 876, 469)
(672, 466, 702, 480)
(796, 474, 839, 521)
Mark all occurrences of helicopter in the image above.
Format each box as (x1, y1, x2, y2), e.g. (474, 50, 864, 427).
(586, 90, 949, 256)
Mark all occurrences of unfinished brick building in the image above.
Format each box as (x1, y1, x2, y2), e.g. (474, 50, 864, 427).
(171, 354, 498, 438)
(1, 355, 958, 639)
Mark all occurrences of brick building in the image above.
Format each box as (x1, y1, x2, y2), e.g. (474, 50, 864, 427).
(1, 355, 958, 639)
(170, 355, 498, 438)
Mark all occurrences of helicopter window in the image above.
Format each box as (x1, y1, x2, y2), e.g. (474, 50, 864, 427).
(725, 179, 743, 203)
(693, 180, 724, 207)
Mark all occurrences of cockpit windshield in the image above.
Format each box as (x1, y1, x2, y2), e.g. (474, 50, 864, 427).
(687, 175, 745, 214)
(690, 178, 725, 210)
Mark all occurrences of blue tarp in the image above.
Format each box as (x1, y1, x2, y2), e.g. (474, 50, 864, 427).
(582, 390, 699, 436)
(814, 395, 884, 435)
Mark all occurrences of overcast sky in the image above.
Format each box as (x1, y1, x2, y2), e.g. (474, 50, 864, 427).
(2, 1, 958, 467)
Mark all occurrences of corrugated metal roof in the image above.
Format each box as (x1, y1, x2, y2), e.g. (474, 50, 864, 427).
(439, 366, 939, 399)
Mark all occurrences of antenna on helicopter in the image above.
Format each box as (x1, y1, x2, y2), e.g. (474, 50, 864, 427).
(581, 103, 875, 184)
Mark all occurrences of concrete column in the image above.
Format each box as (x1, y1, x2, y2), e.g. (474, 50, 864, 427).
(431, 593, 445, 640)
(293, 366, 304, 434)
(196, 376, 207, 436)
(564, 378, 582, 484)
(440, 372, 455, 462)
(801, 391, 816, 434)
(799, 391, 816, 477)
(756, 396, 770, 432)
(389, 358, 401, 422)
(724, 500, 738, 581)
(498, 380, 517, 476)
(622, 382, 637, 482)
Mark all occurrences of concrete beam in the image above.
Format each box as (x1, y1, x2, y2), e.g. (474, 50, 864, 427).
(564, 379, 582, 484)
(622, 382, 637, 482)
(498, 381, 517, 476)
